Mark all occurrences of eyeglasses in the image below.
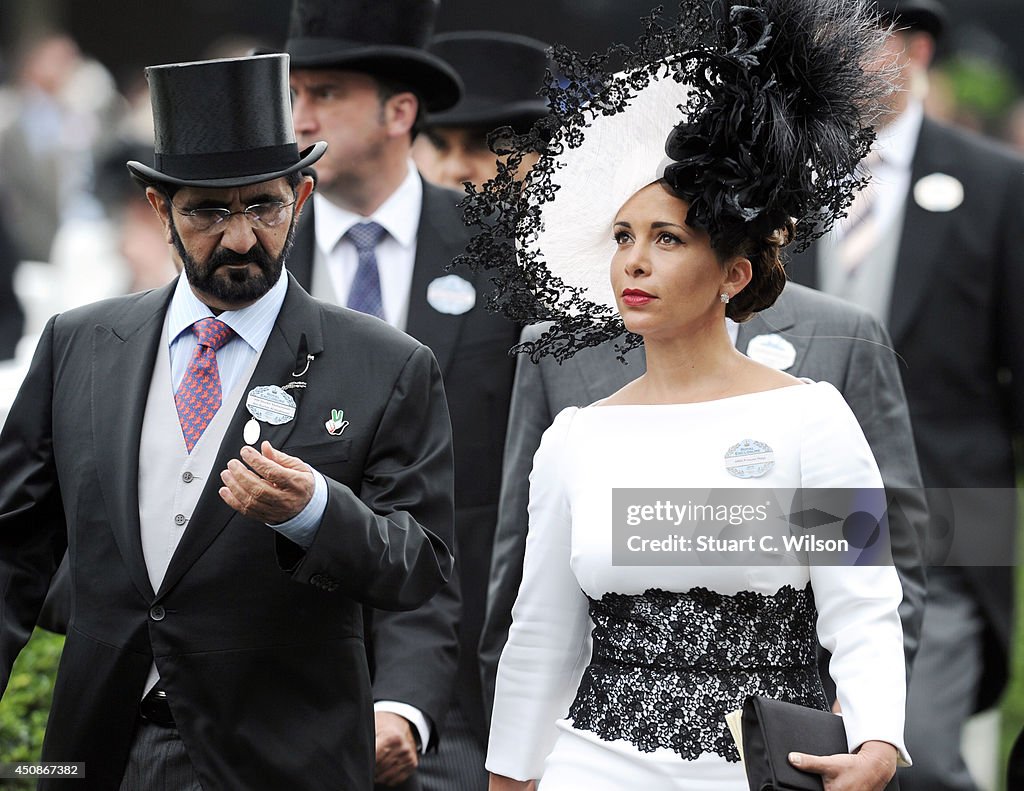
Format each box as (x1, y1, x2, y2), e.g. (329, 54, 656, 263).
(173, 199, 297, 233)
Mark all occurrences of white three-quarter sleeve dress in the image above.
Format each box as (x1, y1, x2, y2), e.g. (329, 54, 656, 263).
(487, 382, 910, 790)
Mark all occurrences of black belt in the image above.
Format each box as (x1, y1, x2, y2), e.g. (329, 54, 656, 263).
(139, 687, 176, 727)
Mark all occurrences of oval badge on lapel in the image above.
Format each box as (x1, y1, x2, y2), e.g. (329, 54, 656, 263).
(913, 173, 964, 213)
(745, 334, 797, 371)
(427, 274, 476, 315)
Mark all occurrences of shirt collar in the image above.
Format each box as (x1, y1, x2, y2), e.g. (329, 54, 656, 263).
(313, 160, 423, 253)
(874, 100, 923, 171)
(166, 267, 289, 353)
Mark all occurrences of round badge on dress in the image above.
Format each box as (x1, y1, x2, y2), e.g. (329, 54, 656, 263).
(724, 439, 776, 479)
(744, 334, 797, 371)
(913, 173, 964, 213)
(426, 274, 476, 315)
(245, 385, 297, 426)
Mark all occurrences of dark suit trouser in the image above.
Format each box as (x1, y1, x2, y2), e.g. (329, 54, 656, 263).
(898, 568, 983, 791)
(416, 704, 487, 791)
(118, 720, 203, 791)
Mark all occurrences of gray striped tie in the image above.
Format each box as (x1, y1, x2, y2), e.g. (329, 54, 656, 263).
(346, 221, 387, 319)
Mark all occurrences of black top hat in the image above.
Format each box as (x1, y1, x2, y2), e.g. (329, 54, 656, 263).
(425, 32, 550, 131)
(127, 54, 326, 189)
(874, 0, 946, 39)
(285, 0, 462, 112)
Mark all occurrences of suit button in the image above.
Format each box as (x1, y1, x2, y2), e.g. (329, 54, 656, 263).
(174, 514, 187, 526)
(182, 471, 194, 483)
(149, 605, 166, 621)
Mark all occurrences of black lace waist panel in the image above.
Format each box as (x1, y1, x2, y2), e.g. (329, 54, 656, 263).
(568, 584, 828, 762)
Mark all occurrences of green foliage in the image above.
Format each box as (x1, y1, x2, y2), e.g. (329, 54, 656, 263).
(937, 55, 1019, 126)
(0, 629, 64, 787)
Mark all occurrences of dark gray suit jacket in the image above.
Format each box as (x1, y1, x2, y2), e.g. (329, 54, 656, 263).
(479, 281, 928, 720)
(786, 118, 1024, 709)
(0, 276, 455, 790)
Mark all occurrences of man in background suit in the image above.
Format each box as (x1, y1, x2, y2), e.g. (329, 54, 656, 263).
(284, 1, 520, 787)
(480, 282, 929, 722)
(412, 31, 550, 191)
(784, 2, 1024, 788)
(0, 54, 455, 790)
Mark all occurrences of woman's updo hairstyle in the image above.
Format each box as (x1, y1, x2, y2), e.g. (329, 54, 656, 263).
(709, 216, 794, 323)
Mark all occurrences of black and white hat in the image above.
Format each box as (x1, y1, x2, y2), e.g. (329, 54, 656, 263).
(459, 0, 891, 361)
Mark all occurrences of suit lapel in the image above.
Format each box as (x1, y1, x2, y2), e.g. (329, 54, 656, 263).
(405, 180, 472, 375)
(92, 283, 176, 601)
(736, 289, 809, 373)
(156, 277, 325, 598)
(888, 119, 953, 345)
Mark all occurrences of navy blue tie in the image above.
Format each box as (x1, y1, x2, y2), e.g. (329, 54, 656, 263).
(346, 221, 387, 319)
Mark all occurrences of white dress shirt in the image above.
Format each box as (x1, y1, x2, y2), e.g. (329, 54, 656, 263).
(834, 100, 922, 243)
(818, 101, 923, 319)
(313, 161, 422, 331)
(167, 271, 327, 546)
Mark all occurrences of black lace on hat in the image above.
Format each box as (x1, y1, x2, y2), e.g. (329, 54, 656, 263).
(458, 0, 892, 362)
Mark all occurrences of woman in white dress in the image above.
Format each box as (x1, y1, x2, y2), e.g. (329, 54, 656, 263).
(461, 1, 911, 789)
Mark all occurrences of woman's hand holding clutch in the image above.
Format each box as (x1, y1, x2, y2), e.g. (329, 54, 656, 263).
(788, 740, 897, 791)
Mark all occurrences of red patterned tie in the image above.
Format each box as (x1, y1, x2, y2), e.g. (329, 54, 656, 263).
(175, 318, 235, 453)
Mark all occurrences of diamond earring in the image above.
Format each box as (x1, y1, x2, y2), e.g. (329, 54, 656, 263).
(720, 292, 730, 304)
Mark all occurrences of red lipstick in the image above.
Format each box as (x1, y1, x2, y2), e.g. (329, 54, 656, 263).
(622, 288, 655, 307)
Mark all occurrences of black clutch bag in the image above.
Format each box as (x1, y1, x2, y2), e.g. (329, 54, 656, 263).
(741, 696, 899, 791)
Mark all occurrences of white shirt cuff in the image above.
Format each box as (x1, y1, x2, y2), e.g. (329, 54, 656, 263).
(266, 468, 327, 549)
(374, 701, 431, 754)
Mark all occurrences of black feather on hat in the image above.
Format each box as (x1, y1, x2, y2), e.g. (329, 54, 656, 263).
(457, 0, 894, 362)
(662, 0, 886, 248)
(285, 0, 462, 112)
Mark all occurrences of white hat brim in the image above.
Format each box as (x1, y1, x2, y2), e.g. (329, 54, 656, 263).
(523, 69, 692, 310)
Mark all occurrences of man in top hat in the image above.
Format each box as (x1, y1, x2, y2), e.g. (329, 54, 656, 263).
(284, 1, 521, 788)
(784, 2, 1024, 788)
(0, 53, 455, 791)
(412, 32, 550, 191)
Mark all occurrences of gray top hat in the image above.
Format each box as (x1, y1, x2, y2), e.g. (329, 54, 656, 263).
(127, 54, 326, 189)
(285, 0, 462, 112)
(426, 32, 550, 131)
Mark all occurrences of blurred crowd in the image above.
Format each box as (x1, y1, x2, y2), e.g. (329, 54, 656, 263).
(0, 34, 275, 417)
